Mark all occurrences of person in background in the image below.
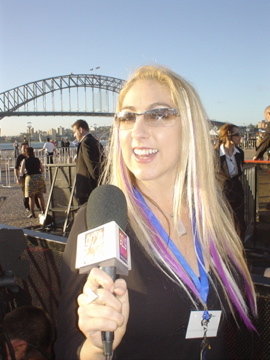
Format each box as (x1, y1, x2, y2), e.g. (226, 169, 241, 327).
(42, 138, 55, 164)
(14, 143, 41, 216)
(1, 305, 55, 360)
(55, 65, 257, 360)
(20, 147, 46, 218)
(64, 138, 70, 156)
(13, 140, 19, 158)
(253, 105, 270, 160)
(71, 119, 104, 205)
(60, 138, 65, 149)
(23, 136, 28, 145)
(215, 123, 246, 241)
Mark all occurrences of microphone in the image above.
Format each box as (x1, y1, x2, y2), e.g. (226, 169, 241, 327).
(75, 184, 131, 358)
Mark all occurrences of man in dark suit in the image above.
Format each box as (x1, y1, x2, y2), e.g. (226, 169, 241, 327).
(72, 119, 104, 205)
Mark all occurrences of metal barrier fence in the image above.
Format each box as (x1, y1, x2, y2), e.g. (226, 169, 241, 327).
(243, 160, 270, 247)
(0, 147, 77, 187)
(242, 163, 257, 242)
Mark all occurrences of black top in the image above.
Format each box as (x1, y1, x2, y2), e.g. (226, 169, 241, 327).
(15, 154, 26, 170)
(25, 157, 41, 175)
(216, 147, 246, 240)
(54, 206, 254, 360)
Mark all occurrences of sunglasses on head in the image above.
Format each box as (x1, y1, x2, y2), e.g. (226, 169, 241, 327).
(114, 108, 179, 130)
(231, 132, 240, 137)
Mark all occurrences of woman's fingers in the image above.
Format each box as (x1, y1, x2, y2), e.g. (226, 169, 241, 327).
(77, 268, 129, 341)
(83, 267, 115, 294)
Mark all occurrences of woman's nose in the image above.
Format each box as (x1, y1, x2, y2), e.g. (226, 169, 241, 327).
(131, 115, 150, 138)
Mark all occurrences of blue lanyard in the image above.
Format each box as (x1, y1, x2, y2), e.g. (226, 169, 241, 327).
(133, 188, 209, 305)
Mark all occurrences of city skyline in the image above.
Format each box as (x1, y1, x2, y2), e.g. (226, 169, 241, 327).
(0, 121, 112, 138)
(0, 115, 114, 137)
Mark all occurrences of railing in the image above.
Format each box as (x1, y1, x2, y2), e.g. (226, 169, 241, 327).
(243, 160, 270, 248)
(0, 147, 77, 187)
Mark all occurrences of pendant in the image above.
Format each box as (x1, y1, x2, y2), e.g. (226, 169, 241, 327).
(177, 219, 187, 237)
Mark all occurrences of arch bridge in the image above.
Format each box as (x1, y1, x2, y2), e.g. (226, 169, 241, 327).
(0, 74, 125, 120)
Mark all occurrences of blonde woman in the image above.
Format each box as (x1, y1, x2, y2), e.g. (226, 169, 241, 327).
(55, 65, 257, 360)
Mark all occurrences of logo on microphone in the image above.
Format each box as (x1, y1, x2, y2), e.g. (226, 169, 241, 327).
(119, 229, 128, 264)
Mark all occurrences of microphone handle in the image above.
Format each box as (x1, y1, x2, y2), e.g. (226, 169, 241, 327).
(100, 266, 116, 358)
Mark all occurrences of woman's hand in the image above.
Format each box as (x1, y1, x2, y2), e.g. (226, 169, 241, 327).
(77, 267, 129, 359)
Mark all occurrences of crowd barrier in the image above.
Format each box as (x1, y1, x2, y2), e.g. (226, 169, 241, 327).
(0, 147, 77, 187)
(243, 160, 270, 246)
(0, 226, 66, 322)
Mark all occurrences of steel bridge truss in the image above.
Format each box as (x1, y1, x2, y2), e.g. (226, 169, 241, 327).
(0, 74, 125, 119)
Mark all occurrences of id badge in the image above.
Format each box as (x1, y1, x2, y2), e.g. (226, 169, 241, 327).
(185, 310, 222, 339)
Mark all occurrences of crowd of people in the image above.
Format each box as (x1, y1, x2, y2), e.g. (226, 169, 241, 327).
(2, 64, 270, 359)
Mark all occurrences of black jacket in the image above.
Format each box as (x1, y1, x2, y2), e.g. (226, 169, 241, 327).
(54, 205, 254, 360)
(75, 133, 104, 205)
(218, 146, 244, 179)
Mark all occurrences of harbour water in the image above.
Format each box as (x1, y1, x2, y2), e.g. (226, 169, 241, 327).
(0, 142, 44, 151)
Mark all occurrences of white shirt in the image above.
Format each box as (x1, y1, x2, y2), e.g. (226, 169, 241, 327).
(219, 144, 240, 178)
(43, 141, 55, 153)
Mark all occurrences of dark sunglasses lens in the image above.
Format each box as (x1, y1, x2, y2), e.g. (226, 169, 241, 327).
(145, 108, 173, 120)
(115, 111, 136, 129)
(144, 109, 160, 121)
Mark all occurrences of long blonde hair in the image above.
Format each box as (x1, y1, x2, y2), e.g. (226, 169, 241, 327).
(102, 65, 257, 328)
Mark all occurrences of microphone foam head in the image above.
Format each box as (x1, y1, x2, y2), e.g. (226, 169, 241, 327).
(86, 185, 128, 231)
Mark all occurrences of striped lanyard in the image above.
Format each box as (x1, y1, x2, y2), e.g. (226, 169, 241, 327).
(133, 188, 209, 305)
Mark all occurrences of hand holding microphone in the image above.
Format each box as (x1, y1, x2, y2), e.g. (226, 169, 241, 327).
(77, 267, 129, 359)
(76, 185, 131, 359)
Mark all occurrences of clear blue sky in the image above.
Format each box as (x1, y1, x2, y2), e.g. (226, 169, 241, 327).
(1, 0, 270, 136)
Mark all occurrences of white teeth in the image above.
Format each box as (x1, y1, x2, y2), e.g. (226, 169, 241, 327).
(133, 148, 158, 156)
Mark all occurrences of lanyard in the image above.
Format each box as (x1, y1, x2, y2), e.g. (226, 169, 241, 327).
(133, 188, 209, 305)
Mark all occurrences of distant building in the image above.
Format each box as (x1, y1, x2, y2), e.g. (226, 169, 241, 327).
(48, 128, 57, 139)
(57, 126, 64, 136)
(258, 120, 268, 130)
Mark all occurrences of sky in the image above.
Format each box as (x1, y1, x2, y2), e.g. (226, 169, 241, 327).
(1, 0, 270, 136)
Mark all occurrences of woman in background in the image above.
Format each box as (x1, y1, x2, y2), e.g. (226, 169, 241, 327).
(216, 124, 246, 241)
(20, 147, 46, 218)
(55, 65, 257, 360)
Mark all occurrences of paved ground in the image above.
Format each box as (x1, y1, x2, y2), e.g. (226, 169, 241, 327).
(0, 182, 49, 228)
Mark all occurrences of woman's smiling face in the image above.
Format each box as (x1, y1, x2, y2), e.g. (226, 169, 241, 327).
(118, 79, 181, 188)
